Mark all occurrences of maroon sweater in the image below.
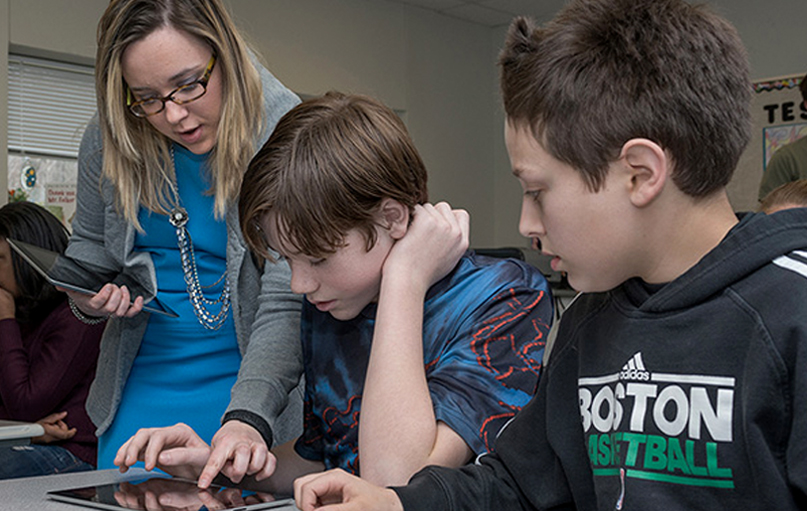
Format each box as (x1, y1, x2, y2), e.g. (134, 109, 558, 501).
(0, 300, 105, 466)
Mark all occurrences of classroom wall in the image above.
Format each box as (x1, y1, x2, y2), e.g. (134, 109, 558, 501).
(0, 0, 7, 202)
(2, 0, 807, 247)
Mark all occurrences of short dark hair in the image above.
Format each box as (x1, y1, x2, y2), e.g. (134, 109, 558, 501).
(0, 202, 70, 323)
(499, 0, 752, 198)
(800, 72, 807, 103)
(239, 92, 428, 260)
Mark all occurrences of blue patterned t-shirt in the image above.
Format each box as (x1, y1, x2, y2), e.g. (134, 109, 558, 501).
(294, 252, 554, 474)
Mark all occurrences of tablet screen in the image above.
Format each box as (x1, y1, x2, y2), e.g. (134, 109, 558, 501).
(6, 238, 178, 318)
(47, 475, 295, 511)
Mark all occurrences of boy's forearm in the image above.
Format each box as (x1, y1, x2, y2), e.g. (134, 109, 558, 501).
(359, 271, 437, 486)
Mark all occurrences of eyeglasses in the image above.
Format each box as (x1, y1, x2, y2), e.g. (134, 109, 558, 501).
(127, 53, 217, 118)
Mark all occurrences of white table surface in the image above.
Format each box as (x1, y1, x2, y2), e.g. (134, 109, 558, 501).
(0, 420, 45, 447)
(0, 468, 300, 511)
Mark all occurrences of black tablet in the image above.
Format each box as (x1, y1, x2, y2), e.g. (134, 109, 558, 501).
(6, 238, 178, 318)
(47, 474, 296, 511)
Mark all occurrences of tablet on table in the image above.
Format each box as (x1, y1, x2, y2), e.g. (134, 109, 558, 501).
(47, 474, 295, 511)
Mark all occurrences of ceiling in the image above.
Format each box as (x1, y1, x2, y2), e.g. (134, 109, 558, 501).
(379, 0, 566, 27)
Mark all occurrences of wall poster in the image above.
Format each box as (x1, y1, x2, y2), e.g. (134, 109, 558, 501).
(730, 73, 806, 212)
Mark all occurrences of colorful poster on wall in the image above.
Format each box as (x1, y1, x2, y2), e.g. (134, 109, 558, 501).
(764, 123, 807, 169)
(729, 73, 805, 211)
(45, 183, 77, 225)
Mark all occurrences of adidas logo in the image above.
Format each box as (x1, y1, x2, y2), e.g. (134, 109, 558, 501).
(619, 352, 650, 381)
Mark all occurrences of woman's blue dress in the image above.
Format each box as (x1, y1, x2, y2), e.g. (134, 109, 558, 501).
(97, 145, 240, 467)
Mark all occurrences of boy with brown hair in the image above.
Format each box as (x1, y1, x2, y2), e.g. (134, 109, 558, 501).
(293, 0, 807, 510)
(115, 92, 553, 492)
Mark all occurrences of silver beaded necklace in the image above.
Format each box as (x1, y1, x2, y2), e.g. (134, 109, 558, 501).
(167, 145, 231, 330)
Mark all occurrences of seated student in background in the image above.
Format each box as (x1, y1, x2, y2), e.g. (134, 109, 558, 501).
(291, 1, 807, 510)
(0, 201, 105, 479)
(115, 92, 553, 492)
(759, 179, 807, 213)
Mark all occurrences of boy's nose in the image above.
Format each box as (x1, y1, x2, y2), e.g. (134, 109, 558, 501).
(289, 266, 318, 295)
(519, 200, 546, 239)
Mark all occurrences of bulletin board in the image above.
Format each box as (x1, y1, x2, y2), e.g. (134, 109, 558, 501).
(729, 73, 806, 212)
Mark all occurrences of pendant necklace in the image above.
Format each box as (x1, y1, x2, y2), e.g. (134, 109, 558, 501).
(167, 145, 231, 330)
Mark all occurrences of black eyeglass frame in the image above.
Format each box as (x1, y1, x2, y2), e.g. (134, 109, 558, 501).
(126, 53, 217, 118)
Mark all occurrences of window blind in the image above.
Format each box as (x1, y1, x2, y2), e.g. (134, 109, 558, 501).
(8, 55, 96, 159)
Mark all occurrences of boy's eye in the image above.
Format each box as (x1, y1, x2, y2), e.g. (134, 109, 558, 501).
(525, 190, 542, 203)
(310, 258, 326, 267)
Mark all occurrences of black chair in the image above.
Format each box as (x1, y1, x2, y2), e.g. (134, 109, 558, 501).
(472, 247, 525, 260)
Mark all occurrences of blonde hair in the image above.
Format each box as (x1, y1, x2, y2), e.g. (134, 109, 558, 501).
(95, 0, 263, 228)
(759, 179, 807, 213)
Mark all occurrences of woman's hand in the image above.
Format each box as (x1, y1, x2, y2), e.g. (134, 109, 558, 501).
(114, 423, 213, 481)
(62, 283, 144, 318)
(201, 420, 278, 489)
(33, 411, 76, 444)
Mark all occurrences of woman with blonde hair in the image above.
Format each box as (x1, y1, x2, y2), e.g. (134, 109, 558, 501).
(65, 0, 303, 471)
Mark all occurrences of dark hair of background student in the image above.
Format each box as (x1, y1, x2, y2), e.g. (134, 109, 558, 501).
(0, 202, 69, 323)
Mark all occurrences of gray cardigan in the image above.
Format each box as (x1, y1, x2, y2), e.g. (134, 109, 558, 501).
(68, 63, 303, 446)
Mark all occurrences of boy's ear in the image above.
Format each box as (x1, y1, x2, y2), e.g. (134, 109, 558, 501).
(619, 138, 669, 207)
(378, 198, 409, 240)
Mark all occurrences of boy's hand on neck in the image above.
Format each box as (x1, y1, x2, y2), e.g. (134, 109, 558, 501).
(382, 202, 470, 294)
